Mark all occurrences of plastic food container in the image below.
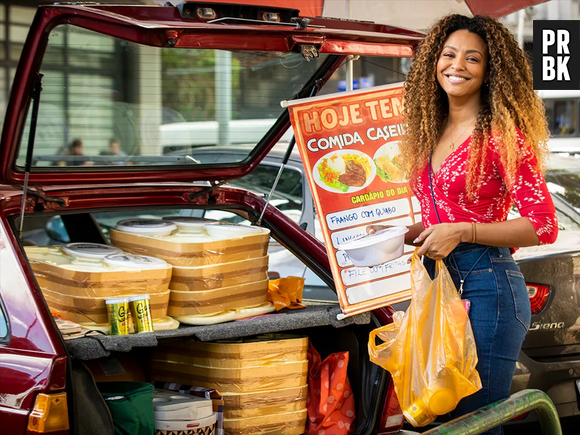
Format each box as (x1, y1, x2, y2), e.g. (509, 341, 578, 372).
(339, 226, 409, 267)
(103, 253, 170, 270)
(115, 219, 177, 237)
(62, 242, 122, 264)
(110, 218, 271, 319)
(24, 245, 173, 325)
(163, 216, 219, 235)
(110, 218, 270, 267)
(153, 388, 213, 422)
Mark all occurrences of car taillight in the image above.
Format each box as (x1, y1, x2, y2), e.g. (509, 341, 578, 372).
(27, 392, 69, 433)
(377, 378, 405, 434)
(527, 283, 551, 314)
(510, 411, 530, 421)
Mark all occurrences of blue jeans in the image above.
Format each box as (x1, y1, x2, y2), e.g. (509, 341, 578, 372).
(423, 243, 531, 435)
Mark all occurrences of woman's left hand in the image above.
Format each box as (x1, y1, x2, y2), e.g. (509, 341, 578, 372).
(415, 223, 469, 260)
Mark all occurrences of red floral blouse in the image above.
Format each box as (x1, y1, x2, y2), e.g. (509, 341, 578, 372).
(411, 129, 558, 246)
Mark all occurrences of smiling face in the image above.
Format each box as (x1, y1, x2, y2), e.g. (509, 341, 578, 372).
(436, 29, 488, 101)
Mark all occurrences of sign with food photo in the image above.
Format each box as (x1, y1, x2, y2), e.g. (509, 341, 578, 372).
(284, 83, 420, 318)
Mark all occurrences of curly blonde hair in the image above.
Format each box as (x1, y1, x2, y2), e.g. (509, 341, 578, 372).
(400, 14, 549, 198)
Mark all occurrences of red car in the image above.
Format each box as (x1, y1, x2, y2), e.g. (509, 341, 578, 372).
(0, 3, 425, 434)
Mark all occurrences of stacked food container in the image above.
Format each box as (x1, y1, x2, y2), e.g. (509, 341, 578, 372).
(25, 243, 172, 328)
(109, 218, 272, 324)
(150, 335, 309, 435)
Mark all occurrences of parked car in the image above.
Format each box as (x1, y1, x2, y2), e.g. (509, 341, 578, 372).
(178, 147, 580, 424)
(538, 89, 580, 154)
(93, 144, 580, 425)
(17, 123, 580, 432)
(0, 3, 427, 434)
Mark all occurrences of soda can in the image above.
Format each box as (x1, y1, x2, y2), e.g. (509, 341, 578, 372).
(129, 294, 153, 333)
(105, 297, 130, 335)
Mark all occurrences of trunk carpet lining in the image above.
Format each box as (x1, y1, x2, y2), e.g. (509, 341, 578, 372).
(66, 304, 371, 360)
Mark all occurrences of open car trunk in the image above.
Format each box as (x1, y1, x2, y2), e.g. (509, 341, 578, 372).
(0, 4, 424, 433)
(65, 320, 386, 435)
(9, 184, 393, 435)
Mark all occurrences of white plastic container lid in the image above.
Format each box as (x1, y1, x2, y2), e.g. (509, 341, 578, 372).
(163, 217, 219, 234)
(128, 294, 150, 302)
(339, 226, 408, 250)
(62, 243, 122, 259)
(103, 253, 169, 269)
(205, 223, 268, 239)
(163, 216, 218, 226)
(153, 389, 213, 421)
(115, 219, 177, 236)
(105, 297, 129, 305)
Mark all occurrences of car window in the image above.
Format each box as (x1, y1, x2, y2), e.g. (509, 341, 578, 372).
(0, 297, 9, 344)
(32, 162, 306, 245)
(544, 99, 579, 137)
(227, 164, 304, 222)
(17, 24, 327, 169)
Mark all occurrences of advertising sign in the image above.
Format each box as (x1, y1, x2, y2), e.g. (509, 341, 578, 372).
(284, 83, 420, 318)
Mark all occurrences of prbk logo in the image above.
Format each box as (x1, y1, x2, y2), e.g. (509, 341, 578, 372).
(533, 21, 580, 90)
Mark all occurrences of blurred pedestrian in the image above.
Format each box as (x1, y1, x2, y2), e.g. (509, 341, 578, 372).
(100, 138, 127, 165)
(368, 15, 557, 434)
(68, 138, 92, 166)
(55, 138, 92, 166)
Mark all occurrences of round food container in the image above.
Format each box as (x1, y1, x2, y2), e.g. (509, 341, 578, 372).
(162, 216, 218, 235)
(103, 253, 170, 270)
(62, 243, 122, 264)
(339, 226, 409, 267)
(204, 223, 266, 238)
(115, 219, 177, 237)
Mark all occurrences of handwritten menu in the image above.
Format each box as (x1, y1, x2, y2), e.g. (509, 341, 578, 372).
(284, 83, 421, 318)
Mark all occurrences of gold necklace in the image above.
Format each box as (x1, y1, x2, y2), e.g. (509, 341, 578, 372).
(448, 117, 476, 150)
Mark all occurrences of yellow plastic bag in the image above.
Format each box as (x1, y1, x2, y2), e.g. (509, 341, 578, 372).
(368, 251, 482, 427)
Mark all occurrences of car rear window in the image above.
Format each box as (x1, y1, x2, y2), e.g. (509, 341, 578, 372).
(16, 24, 327, 169)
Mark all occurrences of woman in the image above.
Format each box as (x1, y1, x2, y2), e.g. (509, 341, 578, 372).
(368, 15, 557, 433)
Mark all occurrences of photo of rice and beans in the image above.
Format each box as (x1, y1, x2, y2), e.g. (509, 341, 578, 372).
(313, 143, 407, 194)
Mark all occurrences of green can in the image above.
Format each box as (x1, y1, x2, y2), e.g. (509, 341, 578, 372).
(105, 297, 130, 335)
(129, 295, 153, 333)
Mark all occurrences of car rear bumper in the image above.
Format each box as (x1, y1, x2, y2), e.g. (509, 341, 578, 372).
(512, 350, 580, 418)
